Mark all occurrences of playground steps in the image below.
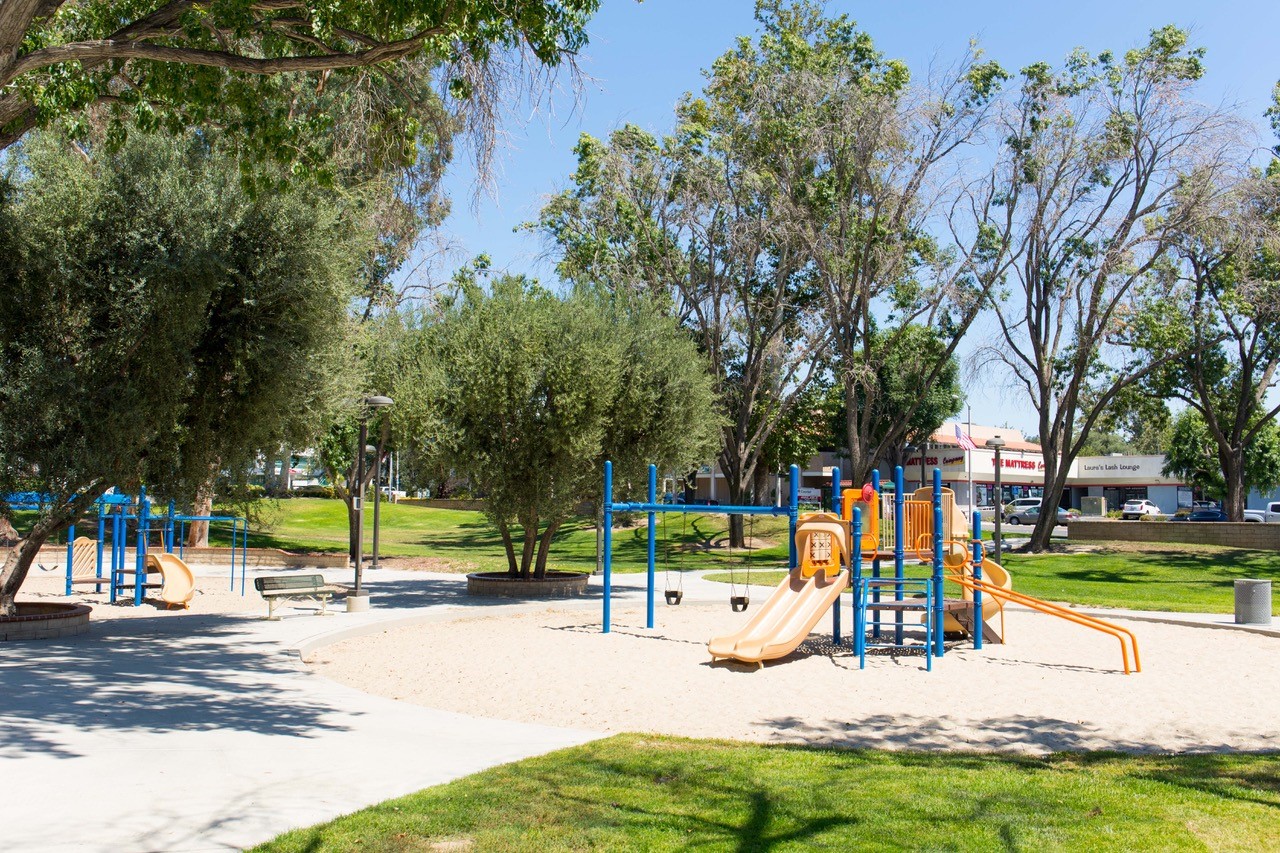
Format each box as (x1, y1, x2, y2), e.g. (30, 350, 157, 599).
(854, 577, 934, 671)
(951, 607, 1004, 644)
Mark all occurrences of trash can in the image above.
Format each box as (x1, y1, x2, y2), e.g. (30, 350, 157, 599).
(1234, 579, 1272, 625)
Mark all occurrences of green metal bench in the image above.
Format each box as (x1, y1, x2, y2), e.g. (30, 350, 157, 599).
(253, 574, 345, 619)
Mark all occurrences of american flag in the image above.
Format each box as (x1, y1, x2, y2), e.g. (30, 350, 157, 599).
(954, 424, 977, 451)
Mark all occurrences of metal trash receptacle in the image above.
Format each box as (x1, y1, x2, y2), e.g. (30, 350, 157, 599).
(1234, 579, 1272, 625)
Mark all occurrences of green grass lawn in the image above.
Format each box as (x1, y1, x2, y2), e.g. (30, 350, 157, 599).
(254, 734, 1280, 852)
(213, 498, 793, 574)
(704, 541, 1280, 614)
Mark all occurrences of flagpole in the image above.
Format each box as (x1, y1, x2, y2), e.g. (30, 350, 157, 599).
(967, 404, 975, 516)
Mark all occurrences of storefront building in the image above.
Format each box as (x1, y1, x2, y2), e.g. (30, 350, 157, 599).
(693, 422, 1194, 514)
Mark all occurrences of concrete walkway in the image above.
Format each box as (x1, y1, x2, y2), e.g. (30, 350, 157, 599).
(0, 568, 611, 853)
(5, 563, 1266, 851)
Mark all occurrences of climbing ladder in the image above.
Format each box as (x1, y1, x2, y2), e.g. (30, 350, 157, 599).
(854, 577, 935, 671)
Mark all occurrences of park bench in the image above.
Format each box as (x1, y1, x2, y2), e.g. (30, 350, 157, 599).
(253, 574, 346, 619)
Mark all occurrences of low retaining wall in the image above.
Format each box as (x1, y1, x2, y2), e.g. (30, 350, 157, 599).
(1069, 519, 1280, 550)
(1, 603, 92, 641)
(398, 498, 486, 511)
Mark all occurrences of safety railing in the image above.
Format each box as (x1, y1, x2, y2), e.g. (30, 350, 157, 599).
(946, 570, 1141, 675)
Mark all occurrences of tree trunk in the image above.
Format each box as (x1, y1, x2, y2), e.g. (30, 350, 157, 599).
(1027, 449, 1066, 552)
(0, 486, 108, 615)
(0, 535, 49, 617)
(186, 472, 216, 548)
(518, 514, 538, 579)
(1221, 449, 1247, 521)
(533, 519, 562, 579)
(751, 465, 769, 506)
(496, 519, 519, 575)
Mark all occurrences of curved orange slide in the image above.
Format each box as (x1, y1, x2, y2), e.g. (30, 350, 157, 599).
(145, 553, 196, 609)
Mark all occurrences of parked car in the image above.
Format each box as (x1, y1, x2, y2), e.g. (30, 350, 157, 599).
(1121, 499, 1162, 520)
(1191, 500, 1218, 510)
(1171, 509, 1227, 522)
(1005, 504, 1072, 526)
(1000, 498, 1042, 521)
(1263, 501, 1280, 522)
(1172, 508, 1264, 522)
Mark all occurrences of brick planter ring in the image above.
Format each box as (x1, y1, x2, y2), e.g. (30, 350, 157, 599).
(0, 602, 92, 641)
(466, 571, 590, 598)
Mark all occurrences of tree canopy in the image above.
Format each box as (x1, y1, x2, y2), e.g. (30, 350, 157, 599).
(0, 0, 597, 164)
(0, 131, 364, 613)
(421, 275, 720, 578)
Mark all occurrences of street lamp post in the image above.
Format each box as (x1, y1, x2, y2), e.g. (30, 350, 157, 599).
(350, 395, 393, 611)
(985, 435, 1006, 559)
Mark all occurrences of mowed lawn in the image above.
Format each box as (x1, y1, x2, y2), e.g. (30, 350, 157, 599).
(704, 541, 1280, 615)
(255, 734, 1280, 852)
(216, 498, 793, 574)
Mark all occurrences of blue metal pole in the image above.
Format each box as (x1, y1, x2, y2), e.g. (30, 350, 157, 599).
(871, 469, 881, 639)
(972, 506, 985, 651)
(893, 465, 904, 645)
(646, 464, 656, 630)
(852, 507, 863, 656)
(932, 467, 945, 657)
(787, 464, 799, 569)
(830, 466, 841, 643)
(603, 461, 613, 633)
(65, 523, 75, 596)
(239, 519, 247, 596)
(166, 500, 176, 552)
(96, 503, 105, 583)
(109, 506, 121, 603)
(135, 489, 148, 606)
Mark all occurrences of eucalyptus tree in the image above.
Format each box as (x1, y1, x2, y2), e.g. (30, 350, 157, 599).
(977, 26, 1242, 550)
(1133, 166, 1280, 519)
(535, 121, 825, 547)
(743, 1, 1009, 485)
(0, 132, 364, 615)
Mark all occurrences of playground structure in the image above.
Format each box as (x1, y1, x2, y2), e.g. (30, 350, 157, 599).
(600, 462, 1141, 674)
(8, 489, 249, 607)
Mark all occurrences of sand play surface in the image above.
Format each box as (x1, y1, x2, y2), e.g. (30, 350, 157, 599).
(308, 602, 1280, 755)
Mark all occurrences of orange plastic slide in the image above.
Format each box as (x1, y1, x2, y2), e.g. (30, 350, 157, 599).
(707, 567, 849, 666)
(144, 553, 196, 609)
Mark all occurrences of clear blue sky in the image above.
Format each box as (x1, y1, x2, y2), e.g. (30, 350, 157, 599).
(430, 0, 1280, 436)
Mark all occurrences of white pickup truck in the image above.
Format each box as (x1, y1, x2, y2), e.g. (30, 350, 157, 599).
(1245, 501, 1280, 522)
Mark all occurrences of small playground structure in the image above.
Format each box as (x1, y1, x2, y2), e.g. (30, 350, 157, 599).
(600, 463, 1141, 674)
(21, 488, 250, 607)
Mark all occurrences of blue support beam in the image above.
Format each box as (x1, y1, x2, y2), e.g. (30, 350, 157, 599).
(646, 464, 657, 630)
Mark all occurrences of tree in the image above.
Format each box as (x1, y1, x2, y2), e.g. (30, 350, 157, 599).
(736, 2, 1009, 485)
(978, 26, 1241, 550)
(0, 1, 596, 160)
(0, 131, 362, 615)
(535, 118, 825, 547)
(1163, 409, 1280, 503)
(1134, 166, 1280, 518)
(423, 276, 720, 579)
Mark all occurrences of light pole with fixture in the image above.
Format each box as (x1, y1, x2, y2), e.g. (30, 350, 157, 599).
(985, 435, 1006, 558)
(350, 394, 393, 611)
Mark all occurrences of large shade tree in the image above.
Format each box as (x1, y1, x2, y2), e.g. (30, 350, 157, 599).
(422, 275, 721, 579)
(744, 1, 1009, 485)
(0, 132, 363, 615)
(0, 0, 597, 160)
(1133, 163, 1280, 519)
(978, 26, 1241, 550)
